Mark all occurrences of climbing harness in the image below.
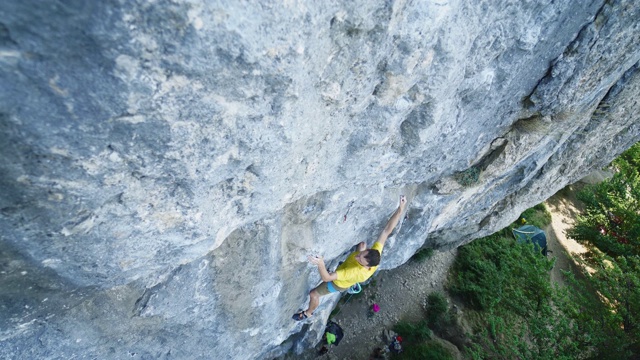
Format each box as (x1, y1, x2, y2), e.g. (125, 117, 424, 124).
(346, 282, 361, 294)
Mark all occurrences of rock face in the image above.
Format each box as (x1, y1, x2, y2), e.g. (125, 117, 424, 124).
(0, 0, 638, 358)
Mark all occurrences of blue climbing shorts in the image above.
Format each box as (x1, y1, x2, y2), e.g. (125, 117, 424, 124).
(316, 281, 348, 296)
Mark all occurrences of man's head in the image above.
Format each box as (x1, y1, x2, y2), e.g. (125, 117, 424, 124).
(356, 249, 381, 267)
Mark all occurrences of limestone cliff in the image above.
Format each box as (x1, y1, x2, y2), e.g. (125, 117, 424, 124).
(0, 0, 638, 358)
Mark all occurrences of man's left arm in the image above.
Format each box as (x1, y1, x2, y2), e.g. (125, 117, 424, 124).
(308, 256, 338, 282)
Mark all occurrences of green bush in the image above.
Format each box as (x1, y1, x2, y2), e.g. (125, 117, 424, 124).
(448, 234, 553, 314)
(426, 292, 451, 330)
(563, 143, 640, 358)
(569, 143, 640, 258)
(518, 203, 552, 228)
(393, 320, 432, 343)
(454, 167, 480, 187)
(397, 340, 454, 360)
(447, 232, 592, 359)
(447, 200, 640, 360)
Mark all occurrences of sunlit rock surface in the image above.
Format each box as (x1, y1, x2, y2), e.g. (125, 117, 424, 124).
(1, 0, 639, 358)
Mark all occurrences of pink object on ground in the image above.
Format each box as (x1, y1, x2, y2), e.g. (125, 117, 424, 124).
(372, 303, 380, 312)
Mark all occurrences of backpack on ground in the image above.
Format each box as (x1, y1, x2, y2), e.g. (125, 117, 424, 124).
(323, 321, 344, 346)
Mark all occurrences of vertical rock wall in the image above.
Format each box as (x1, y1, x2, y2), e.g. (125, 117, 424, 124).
(1, 0, 639, 358)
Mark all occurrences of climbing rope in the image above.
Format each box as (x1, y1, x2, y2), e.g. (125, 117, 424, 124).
(330, 291, 356, 319)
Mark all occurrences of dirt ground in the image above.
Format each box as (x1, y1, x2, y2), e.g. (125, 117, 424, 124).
(545, 185, 588, 286)
(286, 185, 587, 360)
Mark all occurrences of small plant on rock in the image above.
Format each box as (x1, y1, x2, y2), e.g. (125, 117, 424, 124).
(454, 167, 480, 187)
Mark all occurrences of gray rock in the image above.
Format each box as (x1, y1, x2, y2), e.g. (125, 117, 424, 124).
(382, 329, 397, 344)
(0, 0, 639, 359)
(580, 169, 614, 184)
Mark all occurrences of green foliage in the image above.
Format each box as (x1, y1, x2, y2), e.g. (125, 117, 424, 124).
(615, 141, 640, 170)
(564, 251, 640, 358)
(445, 152, 640, 359)
(448, 235, 553, 314)
(396, 340, 454, 360)
(426, 292, 451, 331)
(410, 247, 434, 262)
(518, 203, 552, 228)
(466, 313, 527, 360)
(393, 293, 455, 359)
(447, 232, 595, 359)
(452, 142, 640, 359)
(394, 320, 432, 343)
(592, 255, 640, 345)
(454, 166, 480, 187)
(561, 260, 637, 360)
(392, 293, 456, 359)
(563, 143, 640, 357)
(569, 142, 640, 258)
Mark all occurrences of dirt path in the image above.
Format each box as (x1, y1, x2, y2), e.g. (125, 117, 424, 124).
(544, 185, 588, 286)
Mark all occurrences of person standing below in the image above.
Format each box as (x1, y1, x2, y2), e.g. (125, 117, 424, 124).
(293, 195, 407, 321)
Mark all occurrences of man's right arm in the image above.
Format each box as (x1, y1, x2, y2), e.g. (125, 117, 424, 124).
(375, 195, 407, 248)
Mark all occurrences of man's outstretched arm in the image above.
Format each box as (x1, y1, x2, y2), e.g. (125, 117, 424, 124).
(376, 195, 407, 248)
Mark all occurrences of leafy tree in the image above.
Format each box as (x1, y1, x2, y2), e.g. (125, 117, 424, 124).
(448, 234, 593, 359)
(448, 205, 607, 359)
(569, 142, 640, 258)
(563, 251, 640, 358)
(566, 142, 640, 358)
(448, 235, 554, 316)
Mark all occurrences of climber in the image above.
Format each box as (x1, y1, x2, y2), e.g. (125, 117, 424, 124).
(292, 195, 407, 321)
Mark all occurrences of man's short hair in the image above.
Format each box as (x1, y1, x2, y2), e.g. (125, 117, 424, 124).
(364, 249, 381, 266)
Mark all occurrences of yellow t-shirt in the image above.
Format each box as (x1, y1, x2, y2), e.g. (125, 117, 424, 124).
(333, 242, 383, 289)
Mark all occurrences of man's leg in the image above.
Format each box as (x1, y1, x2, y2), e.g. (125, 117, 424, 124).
(293, 283, 332, 320)
(304, 288, 321, 317)
(305, 282, 331, 316)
